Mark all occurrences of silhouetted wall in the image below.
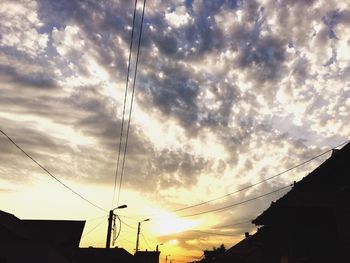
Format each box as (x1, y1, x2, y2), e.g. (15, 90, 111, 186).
(134, 251, 160, 263)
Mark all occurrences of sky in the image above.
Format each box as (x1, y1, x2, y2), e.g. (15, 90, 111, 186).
(0, 0, 350, 262)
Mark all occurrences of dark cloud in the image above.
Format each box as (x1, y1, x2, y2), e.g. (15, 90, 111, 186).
(182, 18, 224, 59)
(35, 0, 283, 149)
(291, 56, 310, 85)
(37, 0, 139, 80)
(119, 143, 215, 193)
(322, 9, 344, 39)
(0, 120, 70, 182)
(0, 64, 57, 89)
(152, 150, 207, 186)
(138, 64, 200, 133)
(141, 1, 229, 61)
(236, 34, 286, 82)
(1, 82, 211, 192)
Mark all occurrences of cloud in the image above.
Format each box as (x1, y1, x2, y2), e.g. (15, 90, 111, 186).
(236, 35, 286, 82)
(0, 1, 49, 57)
(0, 188, 15, 193)
(0, 65, 56, 89)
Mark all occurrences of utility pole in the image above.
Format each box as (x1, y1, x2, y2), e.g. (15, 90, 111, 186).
(135, 221, 141, 252)
(135, 218, 150, 252)
(156, 243, 163, 251)
(106, 210, 114, 248)
(106, 205, 127, 248)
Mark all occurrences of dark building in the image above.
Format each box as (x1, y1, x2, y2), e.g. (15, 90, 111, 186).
(134, 250, 160, 263)
(216, 142, 350, 263)
(77, 247, 134, 263)
(0, 210, 85, 263)
(215, 231, 266, 263)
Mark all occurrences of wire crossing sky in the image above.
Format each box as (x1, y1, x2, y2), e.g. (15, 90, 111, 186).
(111, 0, 139, 209)
(0, 129, 107, 212)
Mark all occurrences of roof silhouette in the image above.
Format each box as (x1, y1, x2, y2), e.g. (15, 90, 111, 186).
(77, 247, 134, 263)
(0, 210, 85, 247)
(253, 142, 350, 225)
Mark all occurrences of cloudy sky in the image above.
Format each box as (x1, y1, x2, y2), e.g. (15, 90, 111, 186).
(1, 0, 350, 261)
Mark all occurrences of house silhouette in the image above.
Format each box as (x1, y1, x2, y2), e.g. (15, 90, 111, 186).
(0, 210, 85, 263)
(134, 250, 160, 263)
(77, 247, 134, 263)
(0, 210, 158, 263)
(215, 142, 350, 263)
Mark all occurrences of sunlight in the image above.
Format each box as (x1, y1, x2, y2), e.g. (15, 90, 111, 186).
(169, 239, 178, 245)
(151, 213, 199, 236)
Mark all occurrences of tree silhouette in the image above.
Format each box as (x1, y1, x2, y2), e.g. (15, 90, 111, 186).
(189, 244, 226, 263)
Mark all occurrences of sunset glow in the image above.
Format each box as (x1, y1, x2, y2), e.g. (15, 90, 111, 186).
(151, 214, 200, 236)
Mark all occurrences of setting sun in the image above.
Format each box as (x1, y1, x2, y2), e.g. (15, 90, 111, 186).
(151, 213, 200, 236)
(169, 239, 178, 245)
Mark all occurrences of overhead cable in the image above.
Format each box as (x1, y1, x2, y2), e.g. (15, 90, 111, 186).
(120, 218, 137, 229)
(81, 218, 106, 239)
(171, 139, 350, 213)
(188, 230, 240, 237)
(178, 184, 292, 218)
(0, 129, 107, 212)
(112, 0, 139, 208)
(211, 219, 252, 229)
(116, 0, 147, 206)
(141, 232, 153, 250)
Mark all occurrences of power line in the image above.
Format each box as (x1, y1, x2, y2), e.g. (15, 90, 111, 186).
(118, 214, 140, 221)
(188, 219, 252, 232)
(0, 128, 107, 212)
(120, 218, 137, 230)
(86, 215, 108, 221)
(141, 232, 152, 250)
(116, 0, 147, 206)
(127, 185, 290, 221)
(188, 230, 239, 237)
(81, 217, 106, 239)
(186, 220, 253, 237)
(112, 0, 139, 208)
(112, 140, 350, 221)
(211, 220, 252, 229)
(178, 184, 292, 218)
(118, 235, 135, 245)
(170, 140, 350, 213)
(118, 232, 136, 248)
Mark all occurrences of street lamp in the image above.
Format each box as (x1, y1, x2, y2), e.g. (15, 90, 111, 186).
(165, 254, 171, 263)
(135, 218, 150, 252)
(156, 243, 164, 251)
(106, 204, 127, 248)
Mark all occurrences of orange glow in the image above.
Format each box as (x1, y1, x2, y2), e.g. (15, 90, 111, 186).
(169, 239, 178, 245)
(150, 213, 199, 236)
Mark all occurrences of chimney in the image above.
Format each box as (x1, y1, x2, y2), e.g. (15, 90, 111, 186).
(245, 232, 250, 238)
